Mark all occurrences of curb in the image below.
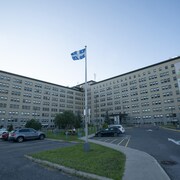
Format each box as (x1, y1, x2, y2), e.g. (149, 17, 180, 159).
(46, 138, 80, 144)
(161, 127, 180, 132)
(25, 155, 113, 180)
(86, 139, 170, 180)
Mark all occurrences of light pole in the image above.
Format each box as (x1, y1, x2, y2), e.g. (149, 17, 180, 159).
(95, 95, 98, 129)
(83, 46, 90, 152)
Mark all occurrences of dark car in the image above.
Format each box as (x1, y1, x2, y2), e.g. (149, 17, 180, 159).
(95, 127, 122, 137)
(8, 128, 46, 143)
(1, 132, 9, 141)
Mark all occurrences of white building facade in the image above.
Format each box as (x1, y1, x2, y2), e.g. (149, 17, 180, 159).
(0, 72, 84, 128)
(89, 56, 180, 125)
(0, 56, 180, 128)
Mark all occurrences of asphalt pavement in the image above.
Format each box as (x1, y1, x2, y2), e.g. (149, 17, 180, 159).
(0, 139, 82, 180)
(126, 126, 180, 180)
(0, 127, 179, 180)
(23, 135, 171, 180)
(87, 137, 170, 180)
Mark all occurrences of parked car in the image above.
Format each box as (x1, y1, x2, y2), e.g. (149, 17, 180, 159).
(1, 132, 9, 141)
(0, 128, 8, 139)
(8, 128, 46, 143)
(65, 128, 76, 135)
(108, 124, 125, 134)
(95, 127, 122, 137)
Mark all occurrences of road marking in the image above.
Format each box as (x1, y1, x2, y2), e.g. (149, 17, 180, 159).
(168, 138, 180, 145)
(110, 139, 118, 144)
(118, 138, 126, 145)
(125, 137, 131, 147)
(104, 139, 110, 142)
(147, 129, 153, 132)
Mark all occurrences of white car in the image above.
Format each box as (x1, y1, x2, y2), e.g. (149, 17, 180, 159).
(0, 128, 8, 138)
(108, 124, 125, 134)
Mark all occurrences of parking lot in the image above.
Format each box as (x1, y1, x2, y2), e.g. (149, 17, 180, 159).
(93, 134, 131, 147)
(92, 126, 180, 180)
(1, 127, 179, 180)
(0, 139, 82, 180)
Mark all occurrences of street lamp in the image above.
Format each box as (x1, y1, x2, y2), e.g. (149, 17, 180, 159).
(95, 95, 98, 129)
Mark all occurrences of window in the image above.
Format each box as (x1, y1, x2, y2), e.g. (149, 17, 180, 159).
(52, 87, 58, 91)
(24, 87, 32, 92)
(19, 129, 29, 133)
(44, 85, 51, 90)
(13, 78, 22, 84)
(0, 82, 9, 88)
(35, 84, 42, 88)
(0, 89, 8, 94)
(25, 81, 33, 86)
(67, 91, 73, 94)
(0, 96, 8, 101)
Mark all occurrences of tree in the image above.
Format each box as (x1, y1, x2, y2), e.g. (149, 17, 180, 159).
(54, 113, 64, 129)
(104, 111, 111, 125)
(7, 124, 13, 132)
(25, 119, 42, 130)
(54, 111, 82, 129)
(74, 111, 82, 128)
(63, 111, 76, 128)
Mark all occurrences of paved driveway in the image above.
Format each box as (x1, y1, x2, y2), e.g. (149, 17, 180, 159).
(93, 134, 131, 147)
(127, 127, 180, 180)
(92, 126, 180, 180)
(0, 139, 82, 180)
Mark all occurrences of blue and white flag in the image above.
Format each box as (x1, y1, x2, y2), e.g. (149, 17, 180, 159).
(71, 48, 86, 60)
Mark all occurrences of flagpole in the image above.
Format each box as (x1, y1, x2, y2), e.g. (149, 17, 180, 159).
(84, 45, 90, 151)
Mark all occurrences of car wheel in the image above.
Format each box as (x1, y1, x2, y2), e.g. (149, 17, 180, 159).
(39, 134, 45, 140)
(114, 133, 118, 137)
(17, 136, 24, 143)
(98, 133, 102, 137)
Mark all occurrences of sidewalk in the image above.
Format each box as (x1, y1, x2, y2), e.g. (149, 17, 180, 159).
(81, 135, 170, 180)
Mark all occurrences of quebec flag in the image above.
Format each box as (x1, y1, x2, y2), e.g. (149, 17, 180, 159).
(71, 48, 86, 60)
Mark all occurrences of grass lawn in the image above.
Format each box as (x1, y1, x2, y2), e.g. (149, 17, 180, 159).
(45, 127, 97, 142)
(30, 143, 126, 180)
(46, 130, 82, 142)
(161, 124, 180, 130)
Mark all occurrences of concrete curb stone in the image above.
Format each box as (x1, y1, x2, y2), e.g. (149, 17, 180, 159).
(25, 155, 113, 180)
(25, 134, 171, 180)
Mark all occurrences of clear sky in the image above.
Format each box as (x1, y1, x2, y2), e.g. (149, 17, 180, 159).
(0, 0, 180, 87)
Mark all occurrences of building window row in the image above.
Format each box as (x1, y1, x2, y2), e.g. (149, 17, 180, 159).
(13, 78, 22, 84)
(0, 110, 6, 115)
(12, 84, 21, 90)
(11, 91, 21, 96)
(0, 96, 8, 101)
(0, 89, 8, 94)
(151, 94, 160, 99)
(0, 82, 9, 88)
(152, 107, 162, 112)
(10, 104, 19, 109)
(0, 75, 10, 81)
(161, 78, 170, 84)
